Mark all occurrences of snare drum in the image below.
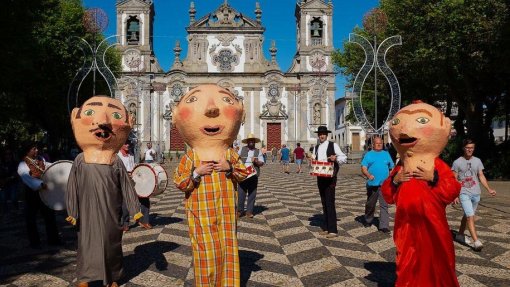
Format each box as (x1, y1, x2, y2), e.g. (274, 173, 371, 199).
(40, 160, 73, 210)
(131, 163, 168, 197)
(309, 160, 334, 178)
(245, 165, 258, 179)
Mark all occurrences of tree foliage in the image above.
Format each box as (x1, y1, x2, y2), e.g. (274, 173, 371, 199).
(333, 0, 510, 177)
(0, 0, 120, 153)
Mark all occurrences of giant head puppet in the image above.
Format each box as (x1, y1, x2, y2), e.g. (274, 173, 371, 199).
(389, 100, 451, 172)
(172, 84, 244, 161)
(71, 96, 134, 164)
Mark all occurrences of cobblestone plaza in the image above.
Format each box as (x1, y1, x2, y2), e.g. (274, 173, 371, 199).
(1, 163, 509, 286)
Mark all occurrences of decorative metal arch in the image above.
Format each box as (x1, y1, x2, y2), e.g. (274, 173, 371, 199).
(349, 33, 401, 134)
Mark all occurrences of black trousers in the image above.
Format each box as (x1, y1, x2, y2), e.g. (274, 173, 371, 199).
(24, 188, 60, 246)
(317, 176, 338, 234)
(139, 197, 150, 224)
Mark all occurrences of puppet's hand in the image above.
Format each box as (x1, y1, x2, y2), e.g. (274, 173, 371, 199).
(214, 157, 231, 172)
(65, 216, 77, 226)
(393, 169, 412, 185)
(414, 165, 435, 182)
(196, 162, 214, 175)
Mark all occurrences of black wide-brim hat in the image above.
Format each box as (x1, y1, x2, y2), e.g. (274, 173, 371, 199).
(314, 126, 332, 134)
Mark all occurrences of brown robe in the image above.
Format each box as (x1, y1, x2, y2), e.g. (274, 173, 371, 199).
(66, 153, 140, 284)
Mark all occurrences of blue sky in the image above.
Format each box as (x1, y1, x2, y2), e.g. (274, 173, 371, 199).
(83, 0, 379, 98)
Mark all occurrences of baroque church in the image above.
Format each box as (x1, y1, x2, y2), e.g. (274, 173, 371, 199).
(115, 0, 336, 157)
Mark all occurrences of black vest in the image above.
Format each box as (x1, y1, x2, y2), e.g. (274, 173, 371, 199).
(240, 146, 260, 176)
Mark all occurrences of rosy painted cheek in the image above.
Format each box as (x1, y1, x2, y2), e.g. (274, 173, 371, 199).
(223, 106, 241, 121)
(420, 126, 435, 137)
(177, 107, 192, 121)
(80, 117, 94, 126)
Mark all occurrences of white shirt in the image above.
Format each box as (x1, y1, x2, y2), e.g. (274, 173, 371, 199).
(145, 148, 156, 161)
(117, 151, 135, 172)
(313, 141, 347, 165)
(17, 158, 51, 191)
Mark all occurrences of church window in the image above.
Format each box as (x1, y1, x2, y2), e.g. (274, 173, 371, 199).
(310, 17, 323, 46)
(126, 16, 140, 45)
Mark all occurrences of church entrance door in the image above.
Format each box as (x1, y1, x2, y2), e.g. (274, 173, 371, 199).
(266, 123, 281, 150)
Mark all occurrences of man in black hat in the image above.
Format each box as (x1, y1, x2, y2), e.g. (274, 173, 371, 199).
(238, 133, 265, 218)
(312, 126, 347, 238)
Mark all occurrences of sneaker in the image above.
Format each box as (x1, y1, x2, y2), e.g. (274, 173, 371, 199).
(319, 230, 329, 235)
(472, 240, 483, 252)
(246, 212, 254, 218)
(464, 236, 472, 246)
(325, 233, 338, 238)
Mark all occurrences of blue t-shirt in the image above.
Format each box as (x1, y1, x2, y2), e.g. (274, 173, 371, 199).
(280, 147, 290, 161)
(361, 150, 394, 186)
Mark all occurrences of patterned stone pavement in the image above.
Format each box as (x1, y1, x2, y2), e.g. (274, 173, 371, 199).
(1, 162, 509, 287)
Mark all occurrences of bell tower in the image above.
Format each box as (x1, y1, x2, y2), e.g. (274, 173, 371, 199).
(290, 0, 333, 73)
(116, 0, 157, 72)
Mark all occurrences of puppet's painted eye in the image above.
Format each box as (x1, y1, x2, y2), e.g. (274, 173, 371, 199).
(112, 112, 122, 120)
(391, 118, 400, 125)
(84, 109, 95, 116)
(222, 97, 234, 105)
(416, 117, 430, 124)
(185, 96, 197, 103)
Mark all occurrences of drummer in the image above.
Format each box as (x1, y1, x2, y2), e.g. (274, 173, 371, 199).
(311, 126, 347, 238)
(118, 140, 135, 231)
(17, 141, 61, 248)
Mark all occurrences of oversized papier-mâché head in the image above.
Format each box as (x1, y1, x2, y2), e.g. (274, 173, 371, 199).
(71, 96, 134, 164)
(389, 101, 451, 170)
(172, 84, 245, 161)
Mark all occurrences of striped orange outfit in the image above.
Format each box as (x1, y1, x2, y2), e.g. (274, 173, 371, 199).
(174, 148, 248, 287)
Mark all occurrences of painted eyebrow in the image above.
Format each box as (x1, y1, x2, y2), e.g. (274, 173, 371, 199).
(86, 102, 103, 106)
(397, 109, 433, 117)
(107, 103, 122, 110)
(182, 89, 201, 102)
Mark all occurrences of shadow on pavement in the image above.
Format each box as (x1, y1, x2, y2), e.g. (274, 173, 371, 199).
(364, 261, 396, 287)
(308, 213, 324, 227)
(149, 213, 183, 227)
(253, 205, 268, 216)
(355, 215, 380, 228)
(239, 250, 263, 287)
(121, 240, 180, 284)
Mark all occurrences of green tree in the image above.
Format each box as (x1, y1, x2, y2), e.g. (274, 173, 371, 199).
(334, 1, 510, 167)
(0, 0, 120, 152)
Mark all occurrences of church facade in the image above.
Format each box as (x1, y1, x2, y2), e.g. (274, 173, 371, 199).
(115, 0, 336, 156)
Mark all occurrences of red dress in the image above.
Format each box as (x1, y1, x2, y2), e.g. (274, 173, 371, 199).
(382, 158, 461, 287)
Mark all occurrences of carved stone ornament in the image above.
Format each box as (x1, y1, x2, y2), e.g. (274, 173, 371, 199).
(217, 34, 236, 46)
(212, 48, 240, 72)
(170, 83, 184, 101)
(259, 83, 288, 120)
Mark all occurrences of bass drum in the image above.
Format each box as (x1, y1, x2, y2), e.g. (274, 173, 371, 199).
(40, 160, 73, 211)
(131, 163, 168, 198)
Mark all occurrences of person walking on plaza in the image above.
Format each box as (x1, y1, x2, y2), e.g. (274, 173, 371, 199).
(17, 142, 61, 249)
(280, 144, 290, 173)
(293, 143, 305, 173)
(238, 133, 265, 218)
(360, 136, 394, 233)
(118, 141, 136, 232)
(144, 142, 156, 163)
(261, 145, 267, 163)
(271, 146, 278, 163)
(312, 126, 347, 238)
(452, 139, 496, 251)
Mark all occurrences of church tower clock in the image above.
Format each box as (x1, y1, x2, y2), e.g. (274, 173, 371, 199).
(290, 0, 333, 73)
(116, 0, 159, 72)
